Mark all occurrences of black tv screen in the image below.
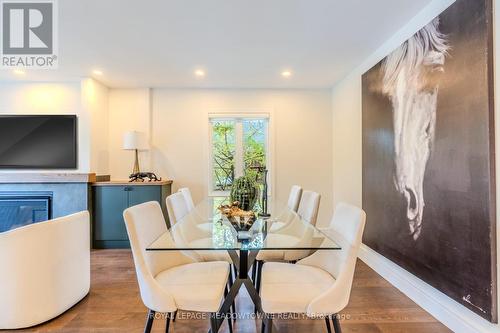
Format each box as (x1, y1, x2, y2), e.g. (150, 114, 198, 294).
(0, 115, 77, 169)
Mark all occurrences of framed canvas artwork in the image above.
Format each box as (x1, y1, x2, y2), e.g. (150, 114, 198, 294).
(362, 0, 497, 322)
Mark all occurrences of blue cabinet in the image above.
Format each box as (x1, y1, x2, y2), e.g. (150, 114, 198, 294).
(128, 186, 160, 207)
(94, 186, 128, 243)
(92, 181, 172, 249)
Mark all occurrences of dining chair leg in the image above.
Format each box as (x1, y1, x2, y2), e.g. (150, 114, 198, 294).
(224, 284, 231, 312)
(229, 267, 234, 286)
(261, 314, 272, 333)
(263, 316, 272, 333)
(172, 310, 177, 322)
(252, 261, 257, 286)
(210, 313, 219, 333)
(230, 264, 235, 283)
(165, 315, 170, 333)
(220, 284, 234, 332)
(228, 266, 236, 316)
(332, 314, 342, 333)
(325, 315, 332, 333)
(256, 260, 263, 294)
(144, 309, 155, 333)
(225, 283, 236, 324)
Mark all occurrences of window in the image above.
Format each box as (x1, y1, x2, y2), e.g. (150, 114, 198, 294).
(209, 114, 269, 194)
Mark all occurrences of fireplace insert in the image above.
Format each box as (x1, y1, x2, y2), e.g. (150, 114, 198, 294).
(0, 192, 52, 232)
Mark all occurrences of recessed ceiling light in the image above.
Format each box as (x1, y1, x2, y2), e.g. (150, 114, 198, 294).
(195, 69, 205, 77)
(92, 70, 103, 76)
(281, 70, 292, 78)
(13, 69, 25, 75)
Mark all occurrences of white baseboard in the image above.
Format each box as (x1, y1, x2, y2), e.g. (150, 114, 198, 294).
(358, 244, 499, 333)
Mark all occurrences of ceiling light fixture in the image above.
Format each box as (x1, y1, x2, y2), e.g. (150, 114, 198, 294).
(195, 69, 205, 77)
(281, 70, 292, 78)
(13, 69, 25, 75)
(92, 70, 103, 76)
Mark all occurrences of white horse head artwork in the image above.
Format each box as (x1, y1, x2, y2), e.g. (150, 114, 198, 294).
(381, 18, 449, 240)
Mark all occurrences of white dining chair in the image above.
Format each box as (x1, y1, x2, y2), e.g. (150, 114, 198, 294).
(287, 185, 303, 212)
(178, 187, 195, 210)
(166, 192, 233, 264)
(166, 191, 191, 226)
(297, 190, 321, 226)
(269, 185, 302, 232)
(258, 189, 320, 263)
(123, 201, 231, 333)
(178, 187, 213, 232)
(282, 190, 321, 261)
(259, 202, 366, 333)
(253, 189, 320, 290)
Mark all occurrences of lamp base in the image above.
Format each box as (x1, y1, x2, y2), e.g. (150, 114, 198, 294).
(132, 149, 140, 175)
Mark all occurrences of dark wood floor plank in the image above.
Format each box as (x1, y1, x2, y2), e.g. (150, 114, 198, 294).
(2, 249, 451, 333)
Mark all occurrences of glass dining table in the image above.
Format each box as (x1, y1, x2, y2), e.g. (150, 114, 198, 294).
(147, 198, 341, 332)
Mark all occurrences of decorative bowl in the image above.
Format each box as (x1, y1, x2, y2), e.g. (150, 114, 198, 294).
(227, 215, 256, 231)
(218, 201, 256, 231)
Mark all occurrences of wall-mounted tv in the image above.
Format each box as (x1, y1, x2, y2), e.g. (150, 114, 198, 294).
(0, 115, 77, 169)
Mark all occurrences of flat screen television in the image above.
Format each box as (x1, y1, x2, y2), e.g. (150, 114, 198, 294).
(0, 115, 77, 169)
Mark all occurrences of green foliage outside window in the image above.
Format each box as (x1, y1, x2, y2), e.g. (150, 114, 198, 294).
(212, 121, 235, 191)
(244, 119, 266, 182)
(211, 118, 267, 192)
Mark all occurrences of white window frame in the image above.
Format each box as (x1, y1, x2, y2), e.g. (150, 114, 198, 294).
(207, 112, 273, 198)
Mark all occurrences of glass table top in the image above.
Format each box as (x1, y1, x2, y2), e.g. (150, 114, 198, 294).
(147, 198, 341, 251)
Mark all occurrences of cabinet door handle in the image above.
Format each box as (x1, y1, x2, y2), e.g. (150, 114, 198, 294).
(124, 187, 132, 191)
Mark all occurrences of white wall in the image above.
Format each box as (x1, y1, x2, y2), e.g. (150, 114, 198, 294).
(0, 82, 333, 227)
(0, 79, 110, 174)
(82, 78, 110, 175)
(0, 81, 89, 172)
(331, 77, 362, 207)
(108, 88, 151, 179)
(331, 0, 499, 332)
(107, 88, 333, 227)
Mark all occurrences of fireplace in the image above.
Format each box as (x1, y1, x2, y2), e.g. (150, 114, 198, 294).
(0, 192, 52, 232)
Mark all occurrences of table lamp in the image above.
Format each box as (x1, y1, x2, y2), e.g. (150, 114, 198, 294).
(123, 131, 149, 176)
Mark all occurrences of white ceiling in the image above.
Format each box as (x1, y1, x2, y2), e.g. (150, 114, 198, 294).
(0, 0, 433, 88)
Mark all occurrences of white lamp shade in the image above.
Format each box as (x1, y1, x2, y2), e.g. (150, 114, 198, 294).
(123, 131, 149, 150)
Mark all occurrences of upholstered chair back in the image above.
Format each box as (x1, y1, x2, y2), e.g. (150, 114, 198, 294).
(287, 185, 302, 212)
(178, 187, 195, 211)
(297, 190, 321, 226)
(123, 201, 194, 312)
(166, 192, 190, 226)
(298, 202, 366, 315)
(0, 211, 90, 329)
(329, 202, 366, 246)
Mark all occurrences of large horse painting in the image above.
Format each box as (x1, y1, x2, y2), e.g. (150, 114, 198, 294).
(362, 0, 497, 322)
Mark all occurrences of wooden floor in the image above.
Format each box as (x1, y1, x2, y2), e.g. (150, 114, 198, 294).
(7, 250, 451, 333)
